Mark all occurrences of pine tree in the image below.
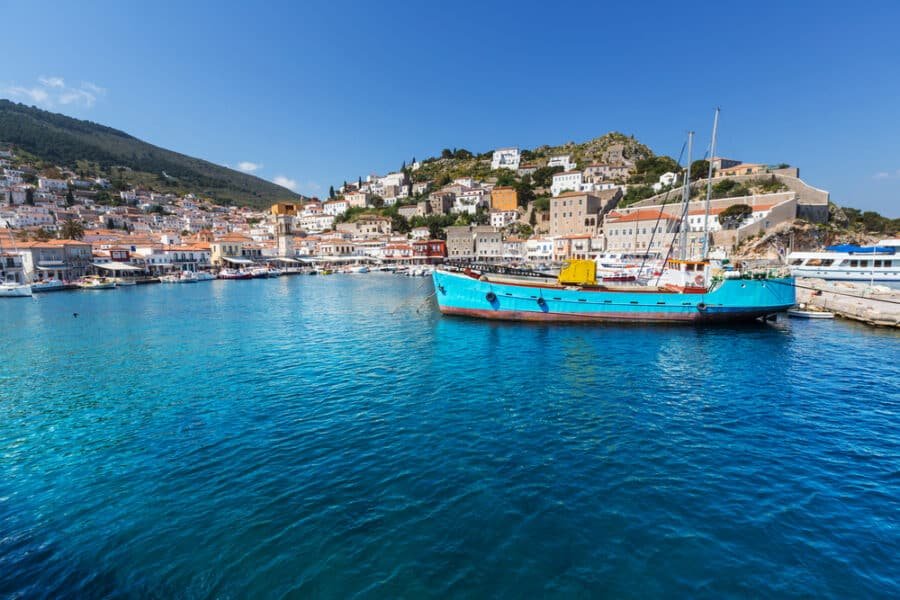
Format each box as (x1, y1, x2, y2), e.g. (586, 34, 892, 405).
(329, 185, 335, 199)
(65, 189, 74, 206)
(25, 187, 34, 206)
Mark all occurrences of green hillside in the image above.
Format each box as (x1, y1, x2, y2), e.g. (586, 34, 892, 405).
(0, 100, 302, 207)
(406, 132, 653, 184)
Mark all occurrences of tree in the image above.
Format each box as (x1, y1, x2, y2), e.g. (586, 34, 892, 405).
(441, 148, 453, 159)
(401, 161, 406, 171)
(25, 187, 34, 206)
(690, 159, 710, 181)
(390, 212, 410, 234)
(65, 189, 75, 207)
(632, 156, 680, 185)
(34, 228, 51, 241)
(494, 170, 517, 187)
(514, 177, 536, 207)
(720, 204, 752, 229)
(329, 185, 335, 199)
(59, 218, 85, 240)
(531, 166, 564, 187)
(471, 206, 489, 226)
(711, 178, 751, 199)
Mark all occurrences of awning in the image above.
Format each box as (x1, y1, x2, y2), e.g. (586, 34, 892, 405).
(93, 261, 142, 271)
(38, 260, 66, 267)
(272, 257, 301, 264)
(223, 256, 255, 265)
(37, 265, 68, 270)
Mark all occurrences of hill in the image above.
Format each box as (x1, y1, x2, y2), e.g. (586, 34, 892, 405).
(0, 100, 302, 207)
(408, 132, 654, 186)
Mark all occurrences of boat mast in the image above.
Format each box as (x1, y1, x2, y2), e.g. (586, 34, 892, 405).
(702, 108, 719, 260)
(679, 131, 693, 260)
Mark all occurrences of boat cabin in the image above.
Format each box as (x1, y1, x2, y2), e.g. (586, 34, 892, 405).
(657, 259, 710, 290)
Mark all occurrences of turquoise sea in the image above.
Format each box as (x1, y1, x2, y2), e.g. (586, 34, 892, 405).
(1, 275, 898, 598)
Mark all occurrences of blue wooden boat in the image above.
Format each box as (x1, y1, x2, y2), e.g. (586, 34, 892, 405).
(432, 261, 795, 324)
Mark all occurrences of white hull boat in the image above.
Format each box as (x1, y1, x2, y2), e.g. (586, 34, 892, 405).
(0, 282, 32, 298)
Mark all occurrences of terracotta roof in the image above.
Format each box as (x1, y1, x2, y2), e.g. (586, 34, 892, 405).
(608, 209, 679, 223)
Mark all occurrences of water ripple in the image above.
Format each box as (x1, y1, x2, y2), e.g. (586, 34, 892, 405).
(0, 275, 898, 598)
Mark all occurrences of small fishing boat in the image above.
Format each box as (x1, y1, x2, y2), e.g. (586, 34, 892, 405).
(78, 276, 116, 290)
(160, 271, 198, 283)
(194, 271, 216, 281)
(787, 304, 835, 319)
(218, 268, 253, 280)
(31, 279, 66, 293)
(113, 278, 137, 286)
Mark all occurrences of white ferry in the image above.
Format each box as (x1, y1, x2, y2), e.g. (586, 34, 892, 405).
(787, 239, 899, 283)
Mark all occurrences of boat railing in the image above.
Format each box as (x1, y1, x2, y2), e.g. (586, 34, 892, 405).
(442, 260, 557, 279)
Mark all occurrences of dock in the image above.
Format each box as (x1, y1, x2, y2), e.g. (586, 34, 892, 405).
(796, 278, 900, 328)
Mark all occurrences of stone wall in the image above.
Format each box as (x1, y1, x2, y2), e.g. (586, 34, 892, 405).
(633, 173, 829, 223)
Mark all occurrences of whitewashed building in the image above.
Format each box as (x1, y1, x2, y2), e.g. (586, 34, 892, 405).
(548, 155, 576, 171)
(323, 199, 349, 216)
(490, 209, 519, 229)
(652, 172, 679, 192)
(551, 171, 584, 197)
(491, 147, 521, 171)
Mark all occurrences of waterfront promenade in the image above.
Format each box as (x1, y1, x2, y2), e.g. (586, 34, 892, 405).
(1, 275, 898, 597)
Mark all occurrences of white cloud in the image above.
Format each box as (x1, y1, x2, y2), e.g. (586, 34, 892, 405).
(237, 161, 262, 173)
(2, 76, 105, 109)
(273, 176, 298, 191)
(874, 172, 890, 179)
(38, 76, 65, 88)
(5, 86, 49, 104)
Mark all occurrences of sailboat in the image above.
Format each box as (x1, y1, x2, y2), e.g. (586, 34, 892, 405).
(431, 110, 796, 323)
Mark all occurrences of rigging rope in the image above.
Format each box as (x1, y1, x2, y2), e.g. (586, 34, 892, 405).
(767, 278, 900, 305)
(637, 141, 687, 279)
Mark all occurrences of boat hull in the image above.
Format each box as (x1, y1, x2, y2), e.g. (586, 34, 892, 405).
(0, 284, 32, 298)
(432, 270, 796, 324)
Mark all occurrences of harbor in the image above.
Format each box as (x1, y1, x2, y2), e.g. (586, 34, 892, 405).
(1, 274, 897, 597)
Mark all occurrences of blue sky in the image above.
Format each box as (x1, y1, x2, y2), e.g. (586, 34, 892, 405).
(2, 0, 899, 216)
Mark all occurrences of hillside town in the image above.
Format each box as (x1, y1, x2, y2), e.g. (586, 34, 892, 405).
(0, 140, 834, 286)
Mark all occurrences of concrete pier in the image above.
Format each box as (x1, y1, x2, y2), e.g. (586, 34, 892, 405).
(796, 278, 900, 328)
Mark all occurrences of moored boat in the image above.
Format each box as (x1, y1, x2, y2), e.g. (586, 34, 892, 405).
(78, 276, 116, 290)
(787, 307, 835, 319)
(31, 279, 66, 293)
(218, 268, 253, 280)
(0, 281, 32, 298)
(787, 240, 899, 283)
(432, 260, 795, 324)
